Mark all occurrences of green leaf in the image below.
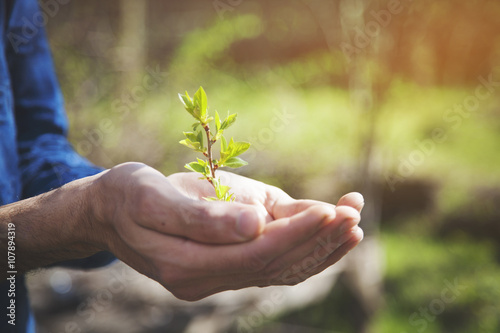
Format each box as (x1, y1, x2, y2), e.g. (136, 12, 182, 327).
(183, 131, 198, 142)
(179, 138, 206, 152)
(230, 141, 250, 157)
(223, 156, 248, 168)
(196, 130, 204, 147)
(222, 138, 250, 160)
(196, 158, 207, 166)
(221, 135, 228, 153)
(215, 110, 221, 133)
(184, 161, 207, 174)
(214, 132, 222, 142)
(178, 92, 193, 108)
(215, 184, 231, 199)
(219, 136, 231, 164)
(195, 158, 210, 172)
(179, 92, 195, 117)
(221, 113, 237, 130)
(194, 87, 208, 122)
(179, 139, 200, 150)
(181, 131, 205, 151)
(226, 193, 235, 202)
(214, 111, 223, 141)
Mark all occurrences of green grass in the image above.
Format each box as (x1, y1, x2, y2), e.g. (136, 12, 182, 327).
(370, 231, 500, 333)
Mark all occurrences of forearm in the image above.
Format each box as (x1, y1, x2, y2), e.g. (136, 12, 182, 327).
(0, 175, 103, 279)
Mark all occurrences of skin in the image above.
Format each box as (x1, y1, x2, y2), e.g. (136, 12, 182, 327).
(0, 162, 364, 301)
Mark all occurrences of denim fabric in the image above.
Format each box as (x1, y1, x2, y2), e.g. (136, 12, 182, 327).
(1, 1, 115, 332)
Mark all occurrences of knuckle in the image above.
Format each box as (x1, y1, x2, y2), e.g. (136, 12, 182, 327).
(182, 202, 210, 227)
(132, 183, 158, 221)
(191, 202, 208, 221)
(182, 204, 213, 237)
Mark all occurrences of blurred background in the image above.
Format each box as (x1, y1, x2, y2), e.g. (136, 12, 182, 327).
(28, 0, 500, 332)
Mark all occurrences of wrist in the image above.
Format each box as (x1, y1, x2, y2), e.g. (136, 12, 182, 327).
(8, 175, 107, 273)
(54, 175, 108, 256)
(84, 169, 116, 252)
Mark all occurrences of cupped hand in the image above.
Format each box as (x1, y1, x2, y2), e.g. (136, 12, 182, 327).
(92, 162, 364, 301)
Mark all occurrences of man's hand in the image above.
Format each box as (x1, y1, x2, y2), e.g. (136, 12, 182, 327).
(92, 162, 364, 301)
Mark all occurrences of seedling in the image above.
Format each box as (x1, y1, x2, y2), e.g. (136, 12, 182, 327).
(178, 87, 250, 201)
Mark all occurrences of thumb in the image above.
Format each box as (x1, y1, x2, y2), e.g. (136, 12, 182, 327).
(172, 199, 266, 244)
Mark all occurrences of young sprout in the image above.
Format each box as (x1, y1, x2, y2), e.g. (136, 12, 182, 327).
(178, 87, 250, 201)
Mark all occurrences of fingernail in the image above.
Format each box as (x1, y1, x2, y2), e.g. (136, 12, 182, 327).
(356, 201, 365, 213)
(352, 192, 364, 213)
(236, 210, 259, 240)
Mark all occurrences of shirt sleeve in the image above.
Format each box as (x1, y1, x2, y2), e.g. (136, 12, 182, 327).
(7, 0, 103, 197)
(6, 0, 115, 268)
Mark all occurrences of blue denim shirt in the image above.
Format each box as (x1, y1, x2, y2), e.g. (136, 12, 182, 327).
(1, 1, 114, 332)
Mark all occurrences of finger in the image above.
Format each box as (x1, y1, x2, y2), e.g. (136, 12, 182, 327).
(221, 206, 360, 287)
(121, 204, 333, 299)
(336, 192, 364, 212)
(175, 226, 364, 299)
(262, 205, 361, 279)
(270, 197, 336, 219)
(184, 204, 338, 273)
(173, 199, 268, 243)
(270, 192, 364, 220)
(282, 226, 364, 285)
(134, 178, 268, 243)
(131, 204, 352, 299)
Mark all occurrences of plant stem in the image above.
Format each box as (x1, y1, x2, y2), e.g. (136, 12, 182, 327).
(203, 124, 216, 181)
